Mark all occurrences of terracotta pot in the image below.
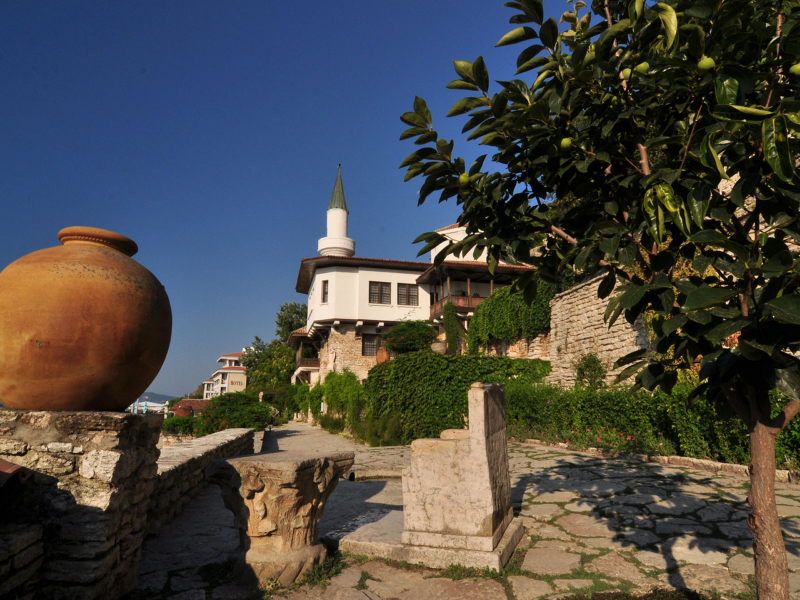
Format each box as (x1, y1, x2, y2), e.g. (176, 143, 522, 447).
(376, 346, 391, 363)
(174, 406, 193, 418)
(0, 226, 172, 411)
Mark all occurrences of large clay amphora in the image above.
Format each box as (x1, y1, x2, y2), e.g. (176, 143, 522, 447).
(0, 226, 172, 411)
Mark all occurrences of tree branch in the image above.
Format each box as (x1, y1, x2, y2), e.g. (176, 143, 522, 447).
(767, 399, 800, 431)
(677, 103, 704, 182)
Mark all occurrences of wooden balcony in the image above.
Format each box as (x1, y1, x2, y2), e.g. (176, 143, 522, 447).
(296, 357, 320, 369)
(430, 296, 486, 319)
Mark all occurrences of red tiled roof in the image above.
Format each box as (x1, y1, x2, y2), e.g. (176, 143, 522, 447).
(436, 223, 462, 232)
(173, 399, 210, 413)
(219, 351, 245, 358)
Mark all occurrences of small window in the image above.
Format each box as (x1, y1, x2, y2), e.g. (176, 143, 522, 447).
(369, 282, 391, 304)
(398, 284, 419, 306)
(322, 280, 329, 303)
(362, 334, 380, 356)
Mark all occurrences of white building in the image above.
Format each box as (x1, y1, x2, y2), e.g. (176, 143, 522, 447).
(203, 351, 248, 398)
(289, 167, 531, 385)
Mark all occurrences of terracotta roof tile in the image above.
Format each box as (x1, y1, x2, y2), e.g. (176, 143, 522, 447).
(173, 399, 210, 412)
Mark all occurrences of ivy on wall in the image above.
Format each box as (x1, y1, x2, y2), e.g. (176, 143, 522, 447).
(363, 350, 550, 443)
(442, 302, 463, 353)
(467, 279, 556, 354)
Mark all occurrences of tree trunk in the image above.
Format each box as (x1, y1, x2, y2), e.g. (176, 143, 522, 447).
(750, 420, 790, 600)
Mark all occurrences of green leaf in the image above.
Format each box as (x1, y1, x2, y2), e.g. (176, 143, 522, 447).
(614, 348, 647, 368)
(446, 79, 480, 91)
(472, 56, 490, 92)
(700, 134, 731, 180)
(399, 147, 437, 169)
(453, 60, 474, 82)
(496, 26, 539, 47)
(714, 104, 775, 122)
(715, 76, 740, 106)
(613, 361, 646, 383)
(662, 314, 688, 335)
(400, 111, 428, 128)
(773, 363, 800, 400)
(763, 116, 796, 183)
(597, 270, 617, 299)
(683, 286, 738, 311)
(687, 187, 710, 227)
(653, 3, 678, 49)
(413, 96, 432, 124)
(766, 295, 800, 325)
(689, 230, 727, 244)
(446, 97, 487, 117)
(703, 317, 749, 345)
(539, 17, 559, 48)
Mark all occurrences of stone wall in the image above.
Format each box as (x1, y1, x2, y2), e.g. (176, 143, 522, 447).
(145, 428, 255, 537)
(319, 324, 378, 382)
(0, 409, 161, 600)
(547, 274, 649, 387)
(157, 432, 194, 448)
(0, 523, 44, 600)
(484, 334, 550, 361)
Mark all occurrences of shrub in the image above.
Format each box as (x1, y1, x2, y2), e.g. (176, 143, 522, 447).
(161, 416, 195, 435)
(467, 280, 556, 354)
(321, 371, 365, 430)
(193, 391, 276, 437)
(363, 350, 550, 443)
(319, 414, 346, 434)
(573, 353, 607, 389)
(382, 320, 438, 354)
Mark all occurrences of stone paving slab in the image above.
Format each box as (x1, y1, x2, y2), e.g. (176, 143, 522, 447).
(131, 421, 800, 599)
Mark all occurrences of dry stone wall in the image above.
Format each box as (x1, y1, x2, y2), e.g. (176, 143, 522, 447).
(0, 409, 161, 600)
(319, 324, 377, 382)
(145, 428, 255, 537)
(0, 523, 44, 600)
(548, 274, 649, 387)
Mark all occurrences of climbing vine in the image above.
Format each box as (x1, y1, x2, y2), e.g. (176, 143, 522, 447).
(442, 302, 463, 353)
(467, 280, 556, 354)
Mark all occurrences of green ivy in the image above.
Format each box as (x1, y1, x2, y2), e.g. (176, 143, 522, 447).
(321, 371, 365, 430)
(363, 350, 550, 443)
(467, 281, 556, 354)
(383, 320, 438, 354)
(442, 302, 463, 353)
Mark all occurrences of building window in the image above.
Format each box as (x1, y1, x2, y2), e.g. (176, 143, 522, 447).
(369, 282, 391, 304)
(362, 334, 380, 356)
(397, 284, 419, 306)
(322, 280, 329, 303)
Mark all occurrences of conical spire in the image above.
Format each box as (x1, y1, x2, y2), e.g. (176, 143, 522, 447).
(329, 164, 348, 211)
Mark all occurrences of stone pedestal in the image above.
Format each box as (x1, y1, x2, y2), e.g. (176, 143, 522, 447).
(400, 382, 523, 569)
(0, 409, 161, 600)
(214, 449, 354, 587)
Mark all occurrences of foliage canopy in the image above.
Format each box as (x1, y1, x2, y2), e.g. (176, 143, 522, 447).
(382, 320, 439, 353)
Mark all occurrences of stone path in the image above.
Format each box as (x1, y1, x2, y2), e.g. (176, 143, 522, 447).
(130, 421, 800, 599)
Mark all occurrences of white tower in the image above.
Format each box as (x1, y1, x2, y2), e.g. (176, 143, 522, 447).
(317, 165, 355, 257)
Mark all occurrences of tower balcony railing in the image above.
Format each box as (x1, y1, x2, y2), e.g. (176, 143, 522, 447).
(429, 295, 486, 319)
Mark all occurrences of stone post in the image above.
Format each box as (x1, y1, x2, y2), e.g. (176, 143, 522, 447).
(0, 409, 161, 600)
(400, 382, 523, 569)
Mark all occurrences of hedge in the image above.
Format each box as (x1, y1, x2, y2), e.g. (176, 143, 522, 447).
(161, 416, 195, 435)
(193, 391, 277, 437)
(363, 351, 551, 443)
(505, 374, 800, 469)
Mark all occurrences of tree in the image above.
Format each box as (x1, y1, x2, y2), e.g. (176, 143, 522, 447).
(401, 0, 800, 597)
(275, 302, 307, 341)
(240, 336, 296, 392)
(186, 383, 205, 399)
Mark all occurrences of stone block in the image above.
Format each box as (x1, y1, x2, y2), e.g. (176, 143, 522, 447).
(402, 383, 516, 558)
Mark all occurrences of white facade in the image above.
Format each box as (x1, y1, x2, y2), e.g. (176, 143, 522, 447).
(431, 224, 489, 263)
(307, 265, 430, 327)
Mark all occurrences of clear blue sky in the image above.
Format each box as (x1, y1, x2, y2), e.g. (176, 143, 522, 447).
(1, 0, 569, 397)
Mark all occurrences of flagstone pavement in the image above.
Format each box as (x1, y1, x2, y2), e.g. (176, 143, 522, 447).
(131, 421, 800, 599)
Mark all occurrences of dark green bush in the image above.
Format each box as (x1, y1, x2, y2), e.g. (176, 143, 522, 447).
(573, 352, 607, 389)
(319, 414, 346, 434)
(161, 416, 195, 435)
(363, 351, 550, 443)
(382, 320, 438, 354)
(194, 392, 276, 437)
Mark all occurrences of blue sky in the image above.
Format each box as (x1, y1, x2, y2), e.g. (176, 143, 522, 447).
(1, 0, 570, 397)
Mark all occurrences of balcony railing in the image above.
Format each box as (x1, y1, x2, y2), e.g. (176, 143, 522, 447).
(430, 296, 486, 318)
(297, 357, 320, 368)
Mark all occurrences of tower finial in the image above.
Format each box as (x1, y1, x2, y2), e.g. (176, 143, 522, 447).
(328, 165, 347, 211)
(318, 165, 355, 257)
